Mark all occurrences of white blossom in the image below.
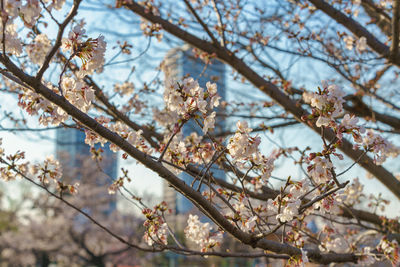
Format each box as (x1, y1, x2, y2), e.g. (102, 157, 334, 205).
(308, 156, 333, 184)
(323, 236, 348, 253)
(30, 155, 62, 184)
(356, 36, 367, 52)
(203, 112, 216, 134)
(143, 222, 168, 246)
(343, 35, 354, 50)
(185, 214, 223, 252)
(276, 198, 300, 222)
(26, 34, 52, 65)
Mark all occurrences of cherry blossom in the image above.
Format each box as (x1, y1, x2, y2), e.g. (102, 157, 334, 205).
(322, 236, 349, 253)
(356, 36, 367, 52)
(343, 35, 354, 50)
(361, 129, 400, 165)
(30, 155, 62, 184)
(26, 34, 52, 65)
(42, 0, 66, 11)
(276, 198, 301, 222)
(303, 83, 345, 127)
(114, 81, 135, 96)
(62, 77, 95, 112)
(0, 139, 3, 156)
(301, 249, 309, 266)
(18, 82, 72, 126)
(0, 23, 22, 55)
(142, 203, 169, 246)
(184, 214, 223, 252)
(202, 111, 216, 134)
(143, 221, 168, 246)
(377, 238, 399, 266)
(20, 1, 41, 27)
(307, 156, 333, 184)
(62, 24, 107, 76)
(140, 20, 163, 41)
(227, 121, 261, 162)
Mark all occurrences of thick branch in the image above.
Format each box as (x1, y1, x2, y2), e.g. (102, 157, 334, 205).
(391, 0, 400, 60)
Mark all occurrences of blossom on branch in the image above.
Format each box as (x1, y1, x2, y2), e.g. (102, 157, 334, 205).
(184, 214, 223, 252)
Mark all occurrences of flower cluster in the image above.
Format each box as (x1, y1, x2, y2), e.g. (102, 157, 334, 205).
(84, 117, 110, 147)
(0, 23, 22, 55)
(321, 235, 348, 253)
(30, 156, 79, 194)
(276, 180, 310, 222)
(30, 155, 62, 184)
(42, 0, 65, 11)
(340, 177, 363, 206)
(224, 194, 260, 232)
(0, 0, 66, 56)
(313, 193, 341, 214)
(227, 121, 278, 186)
(0, 145, 78, 194)
(107, 168, 131, 195)
(0, 0, 59, 57)
(286, 249, 309, 267)
(307, 156, 333, 184)
(62, 24, 107, 77)
(184, 214, 223, 252)
(18, 83, 69, 126)
(227, 121, 261, 162)
(377, 238, 399, 266)
(158, 132, 219, 175)
(0, 139, 3, 156)
(26, 34, 52, 66)
(276, 199, 301, 223)
(142, 202, 169, 246)
(343, 35, 367, 52)
(162, 77, 221, 134)
(152, 107, 180, 127)
(108, 121, 153, 154)
(0, 148, 28, 181)
(304, 82, 400, 165)
(361, 129, 400, 165)
(303, 83, 345, 127)
(336, 114, 365, 142)
(143, 219, 168, 246)
(114, 82, 147, 114)
(83, 118, 152, 157)
(62, 77, 95, 113)
(20, 0, 41, 27)
(140, 20, 163, 42)
(114, 81, 135, 96)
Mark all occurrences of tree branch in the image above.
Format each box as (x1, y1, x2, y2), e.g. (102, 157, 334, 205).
(391, 0, 400, 60)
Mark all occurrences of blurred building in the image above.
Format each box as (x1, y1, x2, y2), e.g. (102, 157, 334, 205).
(55, 127, 117, 213)
(162, 45, 226, 229)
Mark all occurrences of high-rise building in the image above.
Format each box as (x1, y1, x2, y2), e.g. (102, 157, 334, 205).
(162, 45, 226, 229)
(55, 127, 118, 213)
